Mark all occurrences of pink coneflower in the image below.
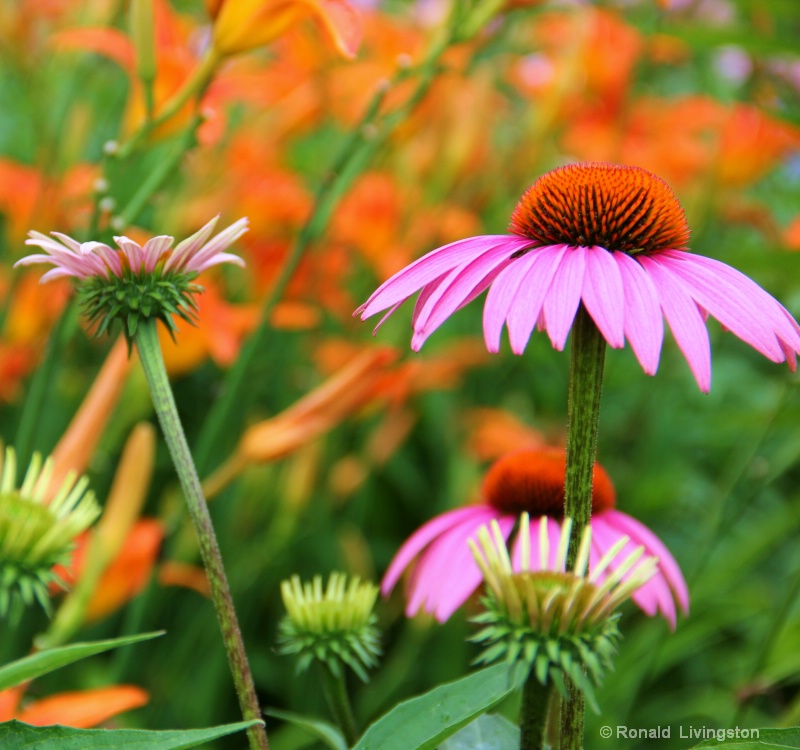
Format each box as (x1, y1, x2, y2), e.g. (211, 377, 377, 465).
(357, 162, 800, 392)
(382, 447, 689, 628)
(16, 216, 248, 338)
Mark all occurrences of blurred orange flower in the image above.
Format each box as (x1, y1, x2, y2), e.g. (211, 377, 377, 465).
(0, 684, 148, 727)
(208, 0, 362, 59)
(58, 519, 165, 623)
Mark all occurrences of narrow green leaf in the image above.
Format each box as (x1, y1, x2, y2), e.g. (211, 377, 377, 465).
(265, 707, 348, 750)
(439, 713, 519, 750)
(691, 726, 800, 749)
(0, 632, 164, 691)
(0, 719, 261, 749)
(353, 663, 519, 750)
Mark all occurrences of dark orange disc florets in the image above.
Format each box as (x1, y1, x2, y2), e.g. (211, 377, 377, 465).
(482, 447, 616, 517)
(509, 163, 690, 255)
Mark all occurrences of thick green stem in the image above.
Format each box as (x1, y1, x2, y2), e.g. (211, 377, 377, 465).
(320, 664, 359, 747)
(560, 305, 606, 750)
(134, 320, 268, 750)
(519, 674, 550, 750)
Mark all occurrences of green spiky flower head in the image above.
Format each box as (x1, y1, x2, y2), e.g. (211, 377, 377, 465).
(16, 216, 248, 343)
(0, 447, 100, 619)
(278, 572, 381, 681)
(469, 513, 657, 709)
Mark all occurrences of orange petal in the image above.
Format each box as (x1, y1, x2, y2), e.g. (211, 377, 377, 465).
(212, 0, 361, 58)
(86, 519, 165, 622)
(16, 685, 148, 728)
(158, 561, 211, 597)
(49, 337, 134, 494)
(0, 686, 25, 721)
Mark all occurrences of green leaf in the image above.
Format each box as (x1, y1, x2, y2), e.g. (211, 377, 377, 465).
(0, 632, 164, 691)
(0, 719, 262, 749)
(353, 663, 519, 750)
(690, 727, 800, 748)
(439, 713, 519, 750)
(265, 707, 348, 750)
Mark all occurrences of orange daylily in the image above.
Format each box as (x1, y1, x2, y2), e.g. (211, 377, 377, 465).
(0, 684, 148, 727)
(49, 337, 134, 492)
(202, 346, 396, 497)
(59, 519, 165, 623)
(463, 408, 548, 462)
(208, 0, 362, 59)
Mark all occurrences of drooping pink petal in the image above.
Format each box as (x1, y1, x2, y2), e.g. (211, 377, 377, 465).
(504, 245, 569, 354)
(603, 509, 689, 614)
(614, 252, 664, 375)
(592, 514, 676, 627)
(114, 237, 145, 272)
(381, 506, 490, 595)
(433, 514, 515, 622)
(581, 246, 625, 349)
(542, 246, 587, 350)
(405, 507, 500, 619)
(357, 236, 530, 320)
(410, 242, 518, 350)
(660, 250, 800, 361)
(638, 255, 711, 392)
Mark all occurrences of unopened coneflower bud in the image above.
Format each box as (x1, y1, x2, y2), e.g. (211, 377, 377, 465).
(469, 513, 657, 709)
(278, 572, 381, 682)
(0, 447, 100, 619)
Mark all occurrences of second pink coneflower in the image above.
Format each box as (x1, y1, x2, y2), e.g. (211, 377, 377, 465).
(357, 162, 800, 392)
(382, 447, 689, 628)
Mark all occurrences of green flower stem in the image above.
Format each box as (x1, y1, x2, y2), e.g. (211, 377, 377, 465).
(519, 673, 550, 750)
(14, 298, 78, 467)
(115, 48, 220, 160)
(114, 113, 203, 230)
(320, 663, 359, 747)
(134, 320, 268, 750)
(560, 304, 607, 750)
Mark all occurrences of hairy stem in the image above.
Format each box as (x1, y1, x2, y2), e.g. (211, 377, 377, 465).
(560, 305, 606, 750)
(519, 673, 550, 750)
(135, 320, 268, 750)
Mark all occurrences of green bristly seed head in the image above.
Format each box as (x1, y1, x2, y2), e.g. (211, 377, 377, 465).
(79, 267, 204, 343)
(469, 514, 657, 711)
(0, 447, 100, 621)
(278, 572, 382, 682)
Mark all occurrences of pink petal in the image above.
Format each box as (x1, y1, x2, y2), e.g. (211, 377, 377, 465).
(433, 514, 515, 622)
(411, 243, 517, 350)
(638, 255, 711, 392)
(603, 509, 689, 614)
(614, 252, 664, 375)
(581, 246, 625, 349)
(141, 236, 174, 272)
(542, 247, 587, 351)
(404, 507, 500, 618)
(114, 236, 144, 272)
(165, 216, 220, 273)
(357, 236, 530, 320)
(504, 245, 570, 354)
(661, 250, 800, 359)
(381, 506, 491, 595)
(592, 515, 675, 625)
(183, 218, 248, 273)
